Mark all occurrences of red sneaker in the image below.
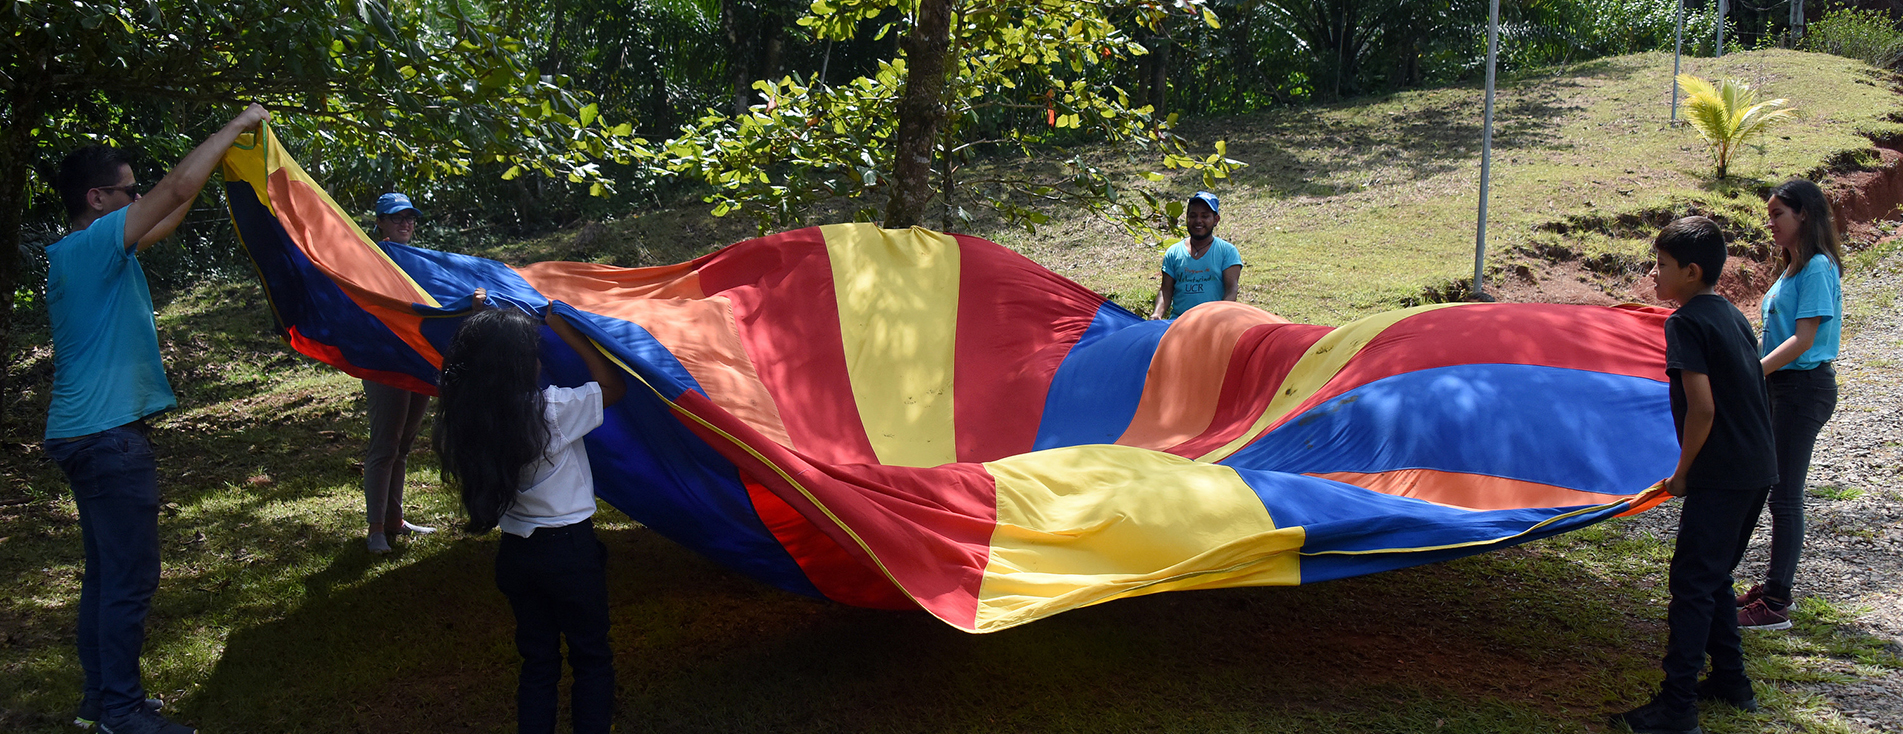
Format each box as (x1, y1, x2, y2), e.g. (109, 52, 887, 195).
(1735, 583, 1763, 608)
(1737, 597, 1792, 631)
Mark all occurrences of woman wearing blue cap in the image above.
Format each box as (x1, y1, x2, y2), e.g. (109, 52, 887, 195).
(362, 192, 437, 553)
(1150, 191, 1242, 319)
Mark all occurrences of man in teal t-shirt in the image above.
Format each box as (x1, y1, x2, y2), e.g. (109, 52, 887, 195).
(43, 104, 268, 734)
(1150, 191, 1243, 319)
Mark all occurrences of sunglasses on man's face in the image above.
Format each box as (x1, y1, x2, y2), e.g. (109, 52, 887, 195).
(93, 184, 146, 198)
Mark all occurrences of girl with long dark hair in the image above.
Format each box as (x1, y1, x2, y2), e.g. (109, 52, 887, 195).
(435, 304, 627, 733)
(1736, 178, 1844, 631)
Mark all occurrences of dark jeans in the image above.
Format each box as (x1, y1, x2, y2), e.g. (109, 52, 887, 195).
(44, 422, 161, 719)
(496, 518, 615, 734)
(1659, 484, 1771, 709)
(1758, 364, 1837, 602)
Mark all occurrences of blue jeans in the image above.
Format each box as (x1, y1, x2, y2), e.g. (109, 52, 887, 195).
(495, 519, 615, 734)
(1760, 364, 1837, 602)
(44, 422, 161, 720)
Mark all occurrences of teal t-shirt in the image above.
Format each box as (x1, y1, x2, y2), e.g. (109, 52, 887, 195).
(1759, 252, 1842, 371)
(44, 208, 177, 439)
(1161, 236, 1242, 317)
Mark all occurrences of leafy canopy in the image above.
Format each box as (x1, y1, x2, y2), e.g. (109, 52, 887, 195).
(659, 0, 1245, 243)
(3, 0, 644, 219)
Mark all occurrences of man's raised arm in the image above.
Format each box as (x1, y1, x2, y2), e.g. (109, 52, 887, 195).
(124, 103, 271, 251)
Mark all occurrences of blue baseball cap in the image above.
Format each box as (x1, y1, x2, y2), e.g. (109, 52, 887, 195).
(375, 192, 420, 217)
(1188, 191, 1220, 215)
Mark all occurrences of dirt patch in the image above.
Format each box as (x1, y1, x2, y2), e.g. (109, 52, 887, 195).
(1487, 253, 1778, 314)
(1482, 139, 1903, 311)
(1831, 143, 1903, 242)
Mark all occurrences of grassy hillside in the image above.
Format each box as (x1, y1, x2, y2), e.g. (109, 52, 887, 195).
(477, 50, 1903, 324)
(990, 49, 1903, 323)
(2, 49, 1900, 733)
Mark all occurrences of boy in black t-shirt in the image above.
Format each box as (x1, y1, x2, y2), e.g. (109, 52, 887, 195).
(1612, 216, 1779, 734)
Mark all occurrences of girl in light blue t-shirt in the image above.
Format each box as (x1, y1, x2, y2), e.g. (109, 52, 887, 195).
(1737, 179, 1844, 632)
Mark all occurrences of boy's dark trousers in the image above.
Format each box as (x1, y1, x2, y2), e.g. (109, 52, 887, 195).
(1659, 484, 1772, 708)
(496, 518, 615, 734)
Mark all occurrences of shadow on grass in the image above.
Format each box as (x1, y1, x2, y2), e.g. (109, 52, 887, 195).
(1169, 55, 1663, 207)
(1181, 85, 1578, 201)
(188, 528, 1665, 734)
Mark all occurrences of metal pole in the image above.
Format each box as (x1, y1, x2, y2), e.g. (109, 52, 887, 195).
(1673, 0, 1684, 121)
(1473, 0, 1500, 300)
(1716, 0, 1727, 57)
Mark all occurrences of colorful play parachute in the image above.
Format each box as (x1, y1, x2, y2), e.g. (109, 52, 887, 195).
(222, 128, 1676, 632)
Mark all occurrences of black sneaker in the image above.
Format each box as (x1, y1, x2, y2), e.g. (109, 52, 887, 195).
(1609, 698, 1701, 734)
(1695, 677, 1760, 712)
(74, 699, 162, 730)
(97, 708, 195, 734)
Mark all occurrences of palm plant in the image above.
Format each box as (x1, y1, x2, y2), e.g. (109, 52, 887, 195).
(1676, 74, 1803, 179)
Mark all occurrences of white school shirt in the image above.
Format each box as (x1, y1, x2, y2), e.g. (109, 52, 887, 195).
(499, 382, 604, 537)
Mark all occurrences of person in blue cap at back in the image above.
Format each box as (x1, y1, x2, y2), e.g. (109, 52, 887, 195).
(1150, 191, 1243, 319)
(360, 193, 438, 554)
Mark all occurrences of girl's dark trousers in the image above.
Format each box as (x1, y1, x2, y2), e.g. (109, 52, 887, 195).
(1759, 364, 1837, 602)
(496, 518, 615, 734)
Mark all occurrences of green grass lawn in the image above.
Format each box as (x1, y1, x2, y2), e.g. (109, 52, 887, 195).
(3, 49, 1900, 732)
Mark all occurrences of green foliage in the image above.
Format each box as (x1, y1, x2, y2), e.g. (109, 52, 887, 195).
(1802, 6, 1903, 69)
(488, 0, 734, 136)
(0, 0, 656, 345)
(4, 0, 640, 203)
(1502, 0, 1723, 67)
(1675, 74, 1802, 179)
(661, 0, 1246, 245)
(1166, 0, 1721, 108)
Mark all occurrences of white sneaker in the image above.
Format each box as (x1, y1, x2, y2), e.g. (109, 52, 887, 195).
(367, 532, 391, 554)
(393, 520, 437, 535)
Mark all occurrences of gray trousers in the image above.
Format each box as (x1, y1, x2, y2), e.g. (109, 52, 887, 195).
(363, 380, 430, 527)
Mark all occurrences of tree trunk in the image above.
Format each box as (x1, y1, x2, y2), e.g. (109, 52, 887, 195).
(1332, 1, 1354, 99)
(1149, 35, 1170, 113)
(764, 21, 785, 84)
(884, 0, 953, 229)
(722, 0, 751, 116)
(541, 6, 571, 77)
(939, 133, 954, 231)
(1135, 42, 1153, 108)
(1232, 3, 1257, 100)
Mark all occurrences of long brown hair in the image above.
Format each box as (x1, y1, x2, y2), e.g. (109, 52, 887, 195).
(433, 308, 550, 533)
(1771, 179, 1844, 274)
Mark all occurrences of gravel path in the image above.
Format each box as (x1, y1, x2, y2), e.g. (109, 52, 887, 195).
(1609, 241, 1903, 731)
(1787, 241, 1903, 732)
